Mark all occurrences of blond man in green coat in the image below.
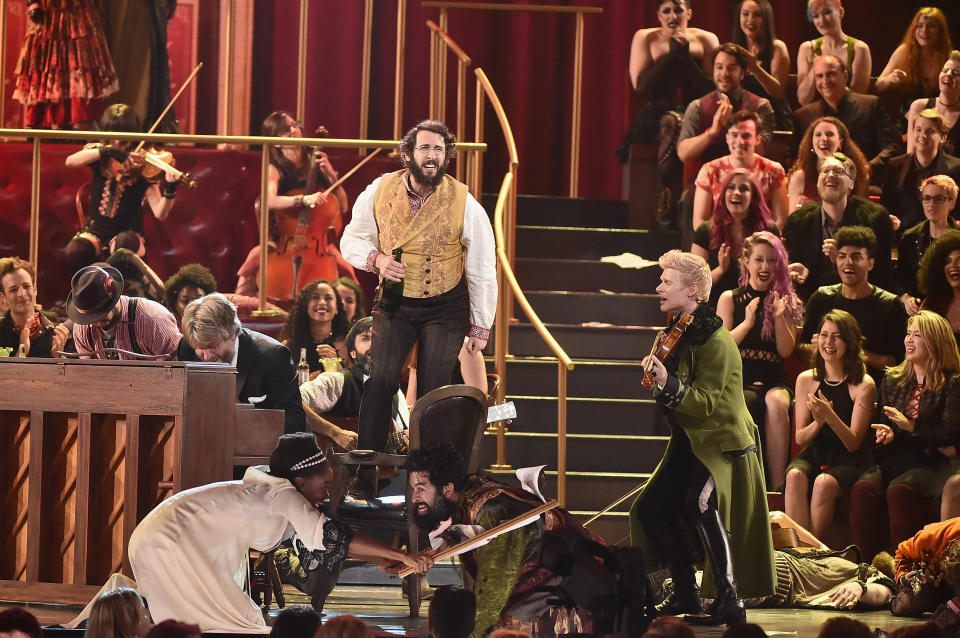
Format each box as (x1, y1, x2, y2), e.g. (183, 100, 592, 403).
(632, 250, 776, 626)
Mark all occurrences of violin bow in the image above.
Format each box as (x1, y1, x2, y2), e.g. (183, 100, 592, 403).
(321, 148, 383, 196)
(134, 62, 204, 154)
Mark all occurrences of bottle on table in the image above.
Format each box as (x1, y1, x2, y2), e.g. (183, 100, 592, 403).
(297, 347, 309, 385)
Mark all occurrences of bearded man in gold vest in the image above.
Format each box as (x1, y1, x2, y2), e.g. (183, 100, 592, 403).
(340, 120, 498, 454)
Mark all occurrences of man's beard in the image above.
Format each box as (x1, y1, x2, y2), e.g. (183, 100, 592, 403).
(412, 494, 458, 532)
(408, 156, 449, 188)
(353, 351, 372, 376)
(820, 187, 845, 205)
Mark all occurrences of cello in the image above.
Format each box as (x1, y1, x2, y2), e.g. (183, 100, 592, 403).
(264, 136, 381, 305)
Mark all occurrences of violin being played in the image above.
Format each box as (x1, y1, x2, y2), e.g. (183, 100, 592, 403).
(641, 312, 694, 389)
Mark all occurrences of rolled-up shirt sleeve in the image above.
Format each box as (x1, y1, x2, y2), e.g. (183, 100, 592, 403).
(462, 194, 498, 338)
(299, 371, 345, 413)
(340, 176, 383, 271)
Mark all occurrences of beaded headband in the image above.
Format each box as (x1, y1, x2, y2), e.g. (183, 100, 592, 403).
(289, 450, 327, 472)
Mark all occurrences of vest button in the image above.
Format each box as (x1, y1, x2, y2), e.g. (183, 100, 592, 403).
(425, 279, 431, 284)
(425, 256, 432, 262)
(423, 291, 429, 296)
(425, 268, 431, 273)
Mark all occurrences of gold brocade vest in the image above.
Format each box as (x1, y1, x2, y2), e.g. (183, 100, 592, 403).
(373, 170, 467, 298)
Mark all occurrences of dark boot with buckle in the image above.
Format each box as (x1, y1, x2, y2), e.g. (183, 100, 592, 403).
(686, 507, 746, 627)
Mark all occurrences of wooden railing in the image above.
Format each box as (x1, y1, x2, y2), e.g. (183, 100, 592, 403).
(472, 66, 575, 506)
(0, 128, 486, 317)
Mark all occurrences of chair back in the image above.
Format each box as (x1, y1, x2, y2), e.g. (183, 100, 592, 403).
(409, 384, 487, 473)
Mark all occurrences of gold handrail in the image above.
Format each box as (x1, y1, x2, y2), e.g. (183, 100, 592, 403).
(426, 20, 472, 182)
(0, 127, 485, 314)
(476, 65, 574, 506)
(423, 1, 602, 197)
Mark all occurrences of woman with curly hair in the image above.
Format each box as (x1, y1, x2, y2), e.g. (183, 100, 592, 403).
(850, 310, 960, 560)
(163, 264, 217, 321)
(730, 0, 792, 131)
(333, 276, 367, 326)
(280, 280, 349, 376)
(919, 229, 960, 343)
(786, 309, 875, 541)
(718, 232, 803, 486)
(786, 116, 870, 211)
(877, 7, 953, 117)
(691, 168, 779, 304)
(906, 50, 960, 156)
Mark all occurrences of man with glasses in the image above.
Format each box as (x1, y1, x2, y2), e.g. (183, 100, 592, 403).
(340, 120, 497, 458)
(783, 152, 894, 299)
(881, 109, 960, 231)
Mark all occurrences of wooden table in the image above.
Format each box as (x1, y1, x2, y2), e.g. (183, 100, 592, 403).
(0, 358, 283, 603)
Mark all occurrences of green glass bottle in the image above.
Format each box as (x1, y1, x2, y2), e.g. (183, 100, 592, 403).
(379, 248, 404, 311)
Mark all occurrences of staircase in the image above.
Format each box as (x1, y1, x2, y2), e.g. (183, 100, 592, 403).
(478, 194, 680, 545)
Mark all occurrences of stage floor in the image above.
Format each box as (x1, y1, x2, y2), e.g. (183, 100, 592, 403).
(0, 583, 935, 637)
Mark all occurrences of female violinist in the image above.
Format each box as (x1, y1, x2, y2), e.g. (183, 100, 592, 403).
(64, 104, 180, 274)
(235, 111, 356, 299)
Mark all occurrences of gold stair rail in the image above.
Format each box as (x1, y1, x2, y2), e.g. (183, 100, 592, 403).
(423, 1, 602, 198)
(426, 20, 471, 183)
(0, 128, 485, 316)
(474, 67, 575, 507)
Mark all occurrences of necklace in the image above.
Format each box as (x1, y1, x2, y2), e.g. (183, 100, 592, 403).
(821, 376, 847, 387)
(938, 97, 960, 110)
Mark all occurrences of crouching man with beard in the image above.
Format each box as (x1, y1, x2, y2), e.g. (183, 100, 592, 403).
(408, 443, 598, 638)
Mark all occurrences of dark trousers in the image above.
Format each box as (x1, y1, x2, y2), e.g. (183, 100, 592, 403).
(358, 278, 470, 450)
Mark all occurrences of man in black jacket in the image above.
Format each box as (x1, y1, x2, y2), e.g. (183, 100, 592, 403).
(177, 292, 305, 434)
(783, 152, 894, 299)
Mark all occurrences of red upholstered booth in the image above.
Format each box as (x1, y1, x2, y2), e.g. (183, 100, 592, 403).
(0, 143, 386, 315)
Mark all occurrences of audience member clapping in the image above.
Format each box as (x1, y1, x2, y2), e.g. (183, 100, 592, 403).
(850, 310, 960, 560)
(882, 109, 960, 231)
(786, 309, 874, 541)
(691, 167, 780, 302)
(280, 280, 350, 375)
(729, 0, 792, 130)
(691, 111, 787, 230)
(717, 231, 802, 486)
(918, 229, 960, 343)
(428, 586, 477, 638)
(787, 116, 870, 211)
(907, 51, 960, 156)
(896, 175, 959, 312)
(269, 606, 322, 638)
(146, 620, 202, 638)
(0, 608, 42, 638)
(796, 0, 872, 105)
(877, 8, 953, 115)
(317, 615, 368, 638)
(86, 587, 150, 638)
(0, 257, 72, 357)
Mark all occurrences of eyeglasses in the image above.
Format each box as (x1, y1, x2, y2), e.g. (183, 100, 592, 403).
(415, 145, 446, 156)
(819, 166, 850, 178)
(921, 194, 951, 205)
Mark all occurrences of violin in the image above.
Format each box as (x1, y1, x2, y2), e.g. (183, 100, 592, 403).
(641, 313, 694, 390)
(107, 147, 198, 189)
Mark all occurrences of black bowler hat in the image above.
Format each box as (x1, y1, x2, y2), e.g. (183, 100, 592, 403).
(66, 265, 124, 325)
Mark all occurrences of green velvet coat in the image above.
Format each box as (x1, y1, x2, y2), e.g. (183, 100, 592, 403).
(629, 315, 776, 599)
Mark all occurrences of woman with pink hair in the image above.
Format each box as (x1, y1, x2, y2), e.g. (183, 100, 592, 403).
(718, 231, 803, 486)
(691, 168, 779, 304)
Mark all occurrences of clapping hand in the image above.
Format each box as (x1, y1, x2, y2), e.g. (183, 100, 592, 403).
(807, 389, 836, 423)
(883, 405, 913, 433)
(872, 423, 894, 445)
(771, 290, 788, 319)
(743, 296, 761, 327)
(717, 242, 732, 273)
(822, 238, 838, 263)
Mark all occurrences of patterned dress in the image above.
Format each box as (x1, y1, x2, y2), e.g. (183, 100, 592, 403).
(13, 0, 118, 127)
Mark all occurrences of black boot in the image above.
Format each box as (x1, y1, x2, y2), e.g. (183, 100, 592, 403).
(686, 507, 746, 627)
(654, 560, 703, 617)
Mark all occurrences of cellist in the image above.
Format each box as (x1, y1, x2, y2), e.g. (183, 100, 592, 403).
(235, 111, 356, 298)
(64, 104, 180, 274)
